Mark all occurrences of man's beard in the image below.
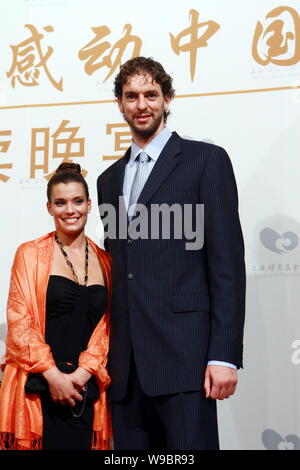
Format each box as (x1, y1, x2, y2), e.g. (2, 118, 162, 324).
(123, 112, 165, 139)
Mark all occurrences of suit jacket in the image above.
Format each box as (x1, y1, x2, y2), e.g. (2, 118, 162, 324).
(97, 131, 246, 400)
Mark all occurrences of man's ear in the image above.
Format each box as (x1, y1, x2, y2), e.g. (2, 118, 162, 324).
(164, 94, 171, 113)
(117, 97, 124, 113)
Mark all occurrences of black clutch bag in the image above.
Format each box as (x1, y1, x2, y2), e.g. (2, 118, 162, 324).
(25, 373, 48, 394)
(25, 361, 99, 402)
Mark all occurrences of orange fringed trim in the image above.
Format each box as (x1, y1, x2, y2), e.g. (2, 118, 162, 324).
(1, 431, 112, 451)
(91, 431, 110, 450)
(0, 432, 110, 451)
(0, 432, 42, 450)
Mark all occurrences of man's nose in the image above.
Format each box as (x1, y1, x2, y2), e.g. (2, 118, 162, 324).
(137, 95, 147, 110)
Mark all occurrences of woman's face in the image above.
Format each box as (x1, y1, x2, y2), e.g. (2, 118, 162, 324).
(47, 182, 91, 237)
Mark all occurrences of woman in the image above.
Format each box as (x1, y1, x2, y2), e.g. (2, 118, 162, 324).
(0, 163, 111, 450)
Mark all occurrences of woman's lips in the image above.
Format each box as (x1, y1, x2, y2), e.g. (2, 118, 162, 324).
(62, 217, 80, 224)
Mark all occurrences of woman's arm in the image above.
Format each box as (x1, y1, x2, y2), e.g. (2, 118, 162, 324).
(78, 248, 111, 389)
(6, 244, 83, 406)
(78, 312, 110, 390)
(5, 245, 55, 373)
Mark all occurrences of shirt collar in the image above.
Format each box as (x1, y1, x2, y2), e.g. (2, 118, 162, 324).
(129, 127, 172, 167)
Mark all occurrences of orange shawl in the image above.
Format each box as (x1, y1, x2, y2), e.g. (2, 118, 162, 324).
(0, 232, 111, 450)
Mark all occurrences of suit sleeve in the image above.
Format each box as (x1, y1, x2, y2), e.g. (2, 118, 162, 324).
(200, 146, 246, 368)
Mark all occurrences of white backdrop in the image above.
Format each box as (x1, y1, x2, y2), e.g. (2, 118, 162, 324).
(0, 0, 300, 450)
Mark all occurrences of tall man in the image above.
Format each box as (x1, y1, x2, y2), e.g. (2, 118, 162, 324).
(97, 57, 246, 450)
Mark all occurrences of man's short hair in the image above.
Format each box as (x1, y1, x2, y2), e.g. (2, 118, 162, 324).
(114, 57, 175, 123)
(113, 56, 175, 100)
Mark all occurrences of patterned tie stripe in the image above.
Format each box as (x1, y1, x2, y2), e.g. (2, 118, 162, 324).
(128, 151, 150, 218)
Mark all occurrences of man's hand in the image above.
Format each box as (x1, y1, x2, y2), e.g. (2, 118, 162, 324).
(204, 365, 238, 400)
(42, 366, 83, 407)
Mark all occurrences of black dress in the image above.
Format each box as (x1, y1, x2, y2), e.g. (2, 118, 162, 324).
(41, 275, 107, 451)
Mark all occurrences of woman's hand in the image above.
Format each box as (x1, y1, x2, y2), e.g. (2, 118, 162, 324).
(42, 366, 83, 406)
(69, 366, 92, 390)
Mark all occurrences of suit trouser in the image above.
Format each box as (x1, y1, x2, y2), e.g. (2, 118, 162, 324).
(111, 357, 219, 450)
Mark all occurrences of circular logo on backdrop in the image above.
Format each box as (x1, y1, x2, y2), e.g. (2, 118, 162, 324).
(260, 228, 299, 254)
(262, 429, 300, 450)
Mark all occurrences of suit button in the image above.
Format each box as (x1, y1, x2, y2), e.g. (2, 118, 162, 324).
(127, 239, 134, 245)
(128, 273, 135, 280)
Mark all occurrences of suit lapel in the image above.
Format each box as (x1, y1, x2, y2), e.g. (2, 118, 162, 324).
(138, 132, 182, 208)
(107, 132, 183, 224)
(108, 148, 130, 202)
(106, 150, 129, 235)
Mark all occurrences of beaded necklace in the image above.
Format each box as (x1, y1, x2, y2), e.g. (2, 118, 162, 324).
(54, 232, 89, 285)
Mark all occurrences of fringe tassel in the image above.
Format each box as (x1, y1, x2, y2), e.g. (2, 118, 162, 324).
(1, 431, 111, 450)
(91, 430, 111, 450)
(0, 432, 42, 450)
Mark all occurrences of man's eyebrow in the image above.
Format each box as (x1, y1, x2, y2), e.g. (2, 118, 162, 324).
(124, 89, 158, 95)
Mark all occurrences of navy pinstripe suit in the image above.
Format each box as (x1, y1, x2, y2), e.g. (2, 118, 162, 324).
(97, 131, 246, 448)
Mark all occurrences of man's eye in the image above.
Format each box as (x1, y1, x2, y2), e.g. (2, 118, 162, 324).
(75, 199, 84, 204)
(54, 201, 64, 206)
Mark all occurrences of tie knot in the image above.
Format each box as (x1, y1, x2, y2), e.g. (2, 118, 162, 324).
(137, 151, 149, 163)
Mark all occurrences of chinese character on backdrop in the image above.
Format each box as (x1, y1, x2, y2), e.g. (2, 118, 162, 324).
(30, 120, 86, 179)
(252, 6, 300, 66)
(7, 24, 63, 91)
(79, 24, 142, 82)
(0, 131, 13, 182)
(103, 123, 131, 160)
(170, 9, 220, 81)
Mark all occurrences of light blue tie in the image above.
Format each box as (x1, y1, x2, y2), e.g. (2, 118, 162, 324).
(128, 151, 150, 217)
